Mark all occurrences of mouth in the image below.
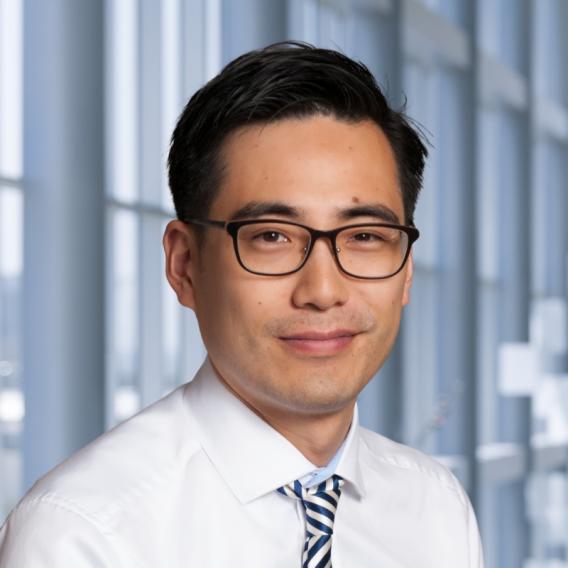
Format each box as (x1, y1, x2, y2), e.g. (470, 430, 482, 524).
(278, 329, 360, 357)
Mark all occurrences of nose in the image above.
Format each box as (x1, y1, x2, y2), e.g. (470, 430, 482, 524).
(290, 237, 349, 311)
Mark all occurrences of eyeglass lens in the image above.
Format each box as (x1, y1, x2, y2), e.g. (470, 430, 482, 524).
(235, 222, 409, 278)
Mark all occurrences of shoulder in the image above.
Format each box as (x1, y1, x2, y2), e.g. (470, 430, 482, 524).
(355, 427, 484, 565)
(0, 495, 126, 566)
(16, 383, 202, 530)
(358, 426, 467, 504)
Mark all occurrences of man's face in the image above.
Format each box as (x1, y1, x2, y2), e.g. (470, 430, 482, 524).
(167, 115, 413, 420)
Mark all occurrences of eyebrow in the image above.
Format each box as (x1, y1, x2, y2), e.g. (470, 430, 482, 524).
(229, 201, 303, 220)
(336, 204, 401, 224)
(229, 200, 401, 224)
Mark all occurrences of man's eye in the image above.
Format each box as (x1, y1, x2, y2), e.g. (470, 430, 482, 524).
(254, 231, 289, 243)
(353, 232, 383, 242)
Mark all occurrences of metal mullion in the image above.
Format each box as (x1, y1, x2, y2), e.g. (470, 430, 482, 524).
(137, 0, 166, 407)
(131, 0, 144, 412)
(401, 0, 479, 498)
(106, 196, 174, 220)
(493, 1, 534, 564)
(181, 0, 206, 99)
(534, 98, 568, 144)
(22, 0, 105, 490)
(434, 63, 478, 494)
(478, 443, 527, 485)
(0, 177, 22, 189)
(479, 52, 528, 111)
(474, 1, 534, 562)
(552, 3, 568, 555)
(139, 212, 165, 406)
(104, 0, 144, 425)
(531, 440, 568, 472)
(402, 0, 470, 71)
(103, 207, 116, 428)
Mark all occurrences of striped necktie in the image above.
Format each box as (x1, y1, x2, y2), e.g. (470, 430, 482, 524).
(277, 474, 344, 568)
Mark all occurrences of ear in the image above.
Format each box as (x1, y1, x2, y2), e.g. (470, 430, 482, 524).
(401, 251, 414, 306)
(163, 220, 199, 311)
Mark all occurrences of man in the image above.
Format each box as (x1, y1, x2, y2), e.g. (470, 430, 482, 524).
(0, 42, 483, 567)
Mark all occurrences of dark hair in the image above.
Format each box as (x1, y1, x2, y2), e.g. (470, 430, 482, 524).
(168, 41, 428, 227)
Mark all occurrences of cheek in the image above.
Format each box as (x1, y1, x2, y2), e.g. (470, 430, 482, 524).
(360, 276, 407, 315)
(193, 245, 239, 337)
(194, 252, 286, 347)
(225, 280, 289, 333)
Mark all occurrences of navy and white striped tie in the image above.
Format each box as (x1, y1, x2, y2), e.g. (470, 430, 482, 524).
(277, 474, 344, 568)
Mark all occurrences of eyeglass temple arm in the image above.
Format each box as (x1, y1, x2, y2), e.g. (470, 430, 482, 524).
(184, 218, 227, 229)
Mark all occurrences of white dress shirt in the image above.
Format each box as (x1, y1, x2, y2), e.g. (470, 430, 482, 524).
(0, 358, 484, 567)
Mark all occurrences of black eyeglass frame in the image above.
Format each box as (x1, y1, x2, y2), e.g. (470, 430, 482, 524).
(184, 217, 420, 280)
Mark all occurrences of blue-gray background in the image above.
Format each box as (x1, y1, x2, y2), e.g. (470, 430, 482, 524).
(0, 1, 567, 567)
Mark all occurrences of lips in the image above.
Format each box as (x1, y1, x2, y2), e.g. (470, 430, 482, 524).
(278, 329, 359, 356)
(281, 329, 357, 341)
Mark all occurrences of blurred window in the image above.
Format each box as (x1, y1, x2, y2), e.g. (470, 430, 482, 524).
(104, 0, 207, 427)
(0, 0, 23, 519)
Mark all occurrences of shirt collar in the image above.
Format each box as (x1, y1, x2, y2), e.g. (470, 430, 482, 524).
(334, 403, 366, 499)
(184, 358, 366, 504)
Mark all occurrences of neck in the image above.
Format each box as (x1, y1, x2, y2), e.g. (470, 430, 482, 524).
(260, 405, 354, 466)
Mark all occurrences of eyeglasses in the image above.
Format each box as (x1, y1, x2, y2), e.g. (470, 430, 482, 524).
(184, 218, 419, 280)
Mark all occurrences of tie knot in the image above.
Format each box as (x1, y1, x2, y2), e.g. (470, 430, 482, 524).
(277, 474, 345, 502)
(277, 474, 344, 537)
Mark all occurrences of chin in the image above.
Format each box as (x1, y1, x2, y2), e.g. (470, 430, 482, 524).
(279, 393, 352, 416)
(285, 375, 361, 409)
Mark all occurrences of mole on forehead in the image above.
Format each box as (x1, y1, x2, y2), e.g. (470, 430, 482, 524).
(352, 196, 360, 203)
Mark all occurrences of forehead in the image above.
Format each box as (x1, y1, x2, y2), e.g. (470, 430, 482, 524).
(211, 116, 403, 223)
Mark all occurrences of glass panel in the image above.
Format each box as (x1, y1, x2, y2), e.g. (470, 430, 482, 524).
(527, 471, 568, 564)
(0, 0, 22, 179)
(477, 108, 500, 282)
(138, 0, 163, 209)
(0, 187, 23, 520)
(499, 0, 526, 75)
(478, 0, 499, 58)
(349, 6, 395, 92)
(535, 0, 568, 104)
(204, 0, 222, 81)
(107, 208, 140, 425)
(419, 0, 468, 29)
(106, 0, 139, 203)
(402, 266, 440, 453)
(532, 138, 566, 297)
(478, 282, 499, 445)
(318, 1, 347, 51)
(401, 63, 471, 459)
(532, 141, 547, 297)
(296, 0, 320, 44)
(403, 62, 440, 267)
(401, 62, 442, 454)
(161, 0, 181, 212)
(0, 189, 23, 281)
(479, 0, 527, 75)
(478, 101, 531, 510)
(439, 0, 467, 29)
